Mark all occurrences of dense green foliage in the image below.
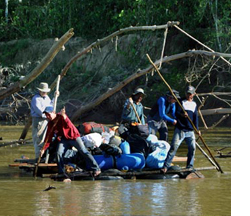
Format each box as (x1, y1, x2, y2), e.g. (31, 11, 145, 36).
(1, 0, 230, 51)
(0, 0, 231, 124)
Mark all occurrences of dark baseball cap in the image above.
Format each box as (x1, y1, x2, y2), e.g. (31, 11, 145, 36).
(166, 90, 180, 99)
(186, 86, 196, 94)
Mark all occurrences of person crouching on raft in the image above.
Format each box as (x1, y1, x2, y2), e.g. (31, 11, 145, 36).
(41, 106, 101, 179)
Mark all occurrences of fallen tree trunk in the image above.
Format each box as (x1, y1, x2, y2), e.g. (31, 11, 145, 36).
(71, 50, 231, 122)
(199, 108, 231, 116)
(0, 28, 74, 101)
(50, 22, 180, 89)
(196, 92, 231, 96)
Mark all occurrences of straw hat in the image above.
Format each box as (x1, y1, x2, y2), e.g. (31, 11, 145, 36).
(37, 82, 51, 93)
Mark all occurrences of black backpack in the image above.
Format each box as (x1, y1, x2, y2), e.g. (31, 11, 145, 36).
(126, 133, 151, 158)
(99, 143, 122, 156)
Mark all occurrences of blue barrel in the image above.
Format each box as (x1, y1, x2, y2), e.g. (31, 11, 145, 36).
(93, 155, 114, 170)
(115, 153, 145, 170)
(120, 140, 131, 154)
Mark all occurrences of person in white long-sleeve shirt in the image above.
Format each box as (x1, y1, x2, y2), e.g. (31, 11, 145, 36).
(30, 82, 58, 159)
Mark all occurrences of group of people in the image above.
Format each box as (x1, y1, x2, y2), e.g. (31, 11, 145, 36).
(31, 82, 101, 182)
(30, 81, 200, 181)
(121, 86, 200, 172)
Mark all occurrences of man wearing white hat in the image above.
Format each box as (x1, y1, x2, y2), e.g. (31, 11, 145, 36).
(30, 82, 55, 159)
(121, 88, 146, 125)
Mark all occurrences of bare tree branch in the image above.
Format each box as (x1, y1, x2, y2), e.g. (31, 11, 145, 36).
(71, 50, 231, 122)
(0, 28, 74, 101)
(200, 108, 231, 115)
(50, 22, 180, 89)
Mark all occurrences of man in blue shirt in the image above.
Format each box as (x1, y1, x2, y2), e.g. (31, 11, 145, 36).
(162, 86, 201, 172)
(147, 90, 180, 142)
(30, 82, 57, 159)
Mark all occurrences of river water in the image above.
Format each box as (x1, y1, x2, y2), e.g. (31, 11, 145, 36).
(0, 126, 231, 216)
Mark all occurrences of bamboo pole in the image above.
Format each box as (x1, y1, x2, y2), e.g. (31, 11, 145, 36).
(146, 53, 224, 173)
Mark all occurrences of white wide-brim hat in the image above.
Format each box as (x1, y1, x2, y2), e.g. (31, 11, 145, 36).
(132, 88, 146, 96)
(37, 82, 51, 93)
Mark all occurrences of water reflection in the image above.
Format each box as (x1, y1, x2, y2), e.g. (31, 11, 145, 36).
(0, 127, 231, 215)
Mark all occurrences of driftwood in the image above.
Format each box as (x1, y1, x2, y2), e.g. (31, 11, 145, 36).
(0, 139, 32, 148)
(71, 50, 231, 122)
(0, 28, 74, 101)
(50, 22, 180, 90)
(19, 116, 32, 140)
(14, 30, 74, 140)
(200, 108, 231, 115)
(18, 23, 178, 140)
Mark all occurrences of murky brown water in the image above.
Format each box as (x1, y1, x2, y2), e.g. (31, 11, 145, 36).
(0, 126, 231, 216)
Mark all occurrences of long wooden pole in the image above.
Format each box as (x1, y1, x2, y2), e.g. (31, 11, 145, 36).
(53, 75, 61, 112)
(146, 53, 224, 173)
(130, 101, 142, 124)
(34, 76, 61, 178)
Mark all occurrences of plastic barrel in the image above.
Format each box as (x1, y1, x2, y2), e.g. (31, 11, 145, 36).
(120, 140, 131, 154)
(115, 153, 145, 170)
(93, 155, 114, 170)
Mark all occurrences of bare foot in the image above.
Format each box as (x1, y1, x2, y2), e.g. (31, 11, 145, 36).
(63, 178, 71, 183)
(161, 167, 167, 173)
(93, 170, 101, 177)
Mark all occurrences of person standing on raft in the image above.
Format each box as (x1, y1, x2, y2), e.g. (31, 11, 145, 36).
(162, 86, 201, 172)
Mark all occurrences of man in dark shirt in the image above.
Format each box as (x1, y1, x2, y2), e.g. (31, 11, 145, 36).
(162, 86, 201, 172)
(147, 90, 180, 142)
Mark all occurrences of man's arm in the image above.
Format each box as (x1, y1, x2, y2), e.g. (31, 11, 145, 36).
(158, 97, 176, 124)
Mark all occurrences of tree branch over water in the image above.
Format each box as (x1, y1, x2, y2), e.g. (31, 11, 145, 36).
(0, 28, 74, 101)
(71, 50, 231, 122)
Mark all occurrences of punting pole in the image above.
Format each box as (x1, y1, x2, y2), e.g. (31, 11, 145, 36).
(44, 75, 61, 164)
(146, 53, 224, 173)
(130, 101, 142, 124)
(34, 75, 61, 178)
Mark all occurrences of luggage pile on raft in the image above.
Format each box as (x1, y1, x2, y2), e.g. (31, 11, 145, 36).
(10, 122, 215, 180)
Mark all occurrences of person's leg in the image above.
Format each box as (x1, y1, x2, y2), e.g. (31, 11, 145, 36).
(185, 131, 196, 168)
(32, 118, 48, 159)
(158, 121, 168, 142)
(163, 128, 184, 169)
(56, 140, 69, 175)
(147, 120, 158, 136)
(71, 137, 101, 173)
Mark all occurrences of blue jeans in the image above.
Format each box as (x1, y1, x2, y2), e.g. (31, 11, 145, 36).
(57, 137, 100, 174)
(164, 128, 196, 168)
(148, 118, 169, 142)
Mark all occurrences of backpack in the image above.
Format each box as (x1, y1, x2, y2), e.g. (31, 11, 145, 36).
(77, 122, 110, 135)
(126, 133, 151, 158)
(146, 142, 169, 169)
(99, 143, 122, 156)
(129, 124, 149, 138)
